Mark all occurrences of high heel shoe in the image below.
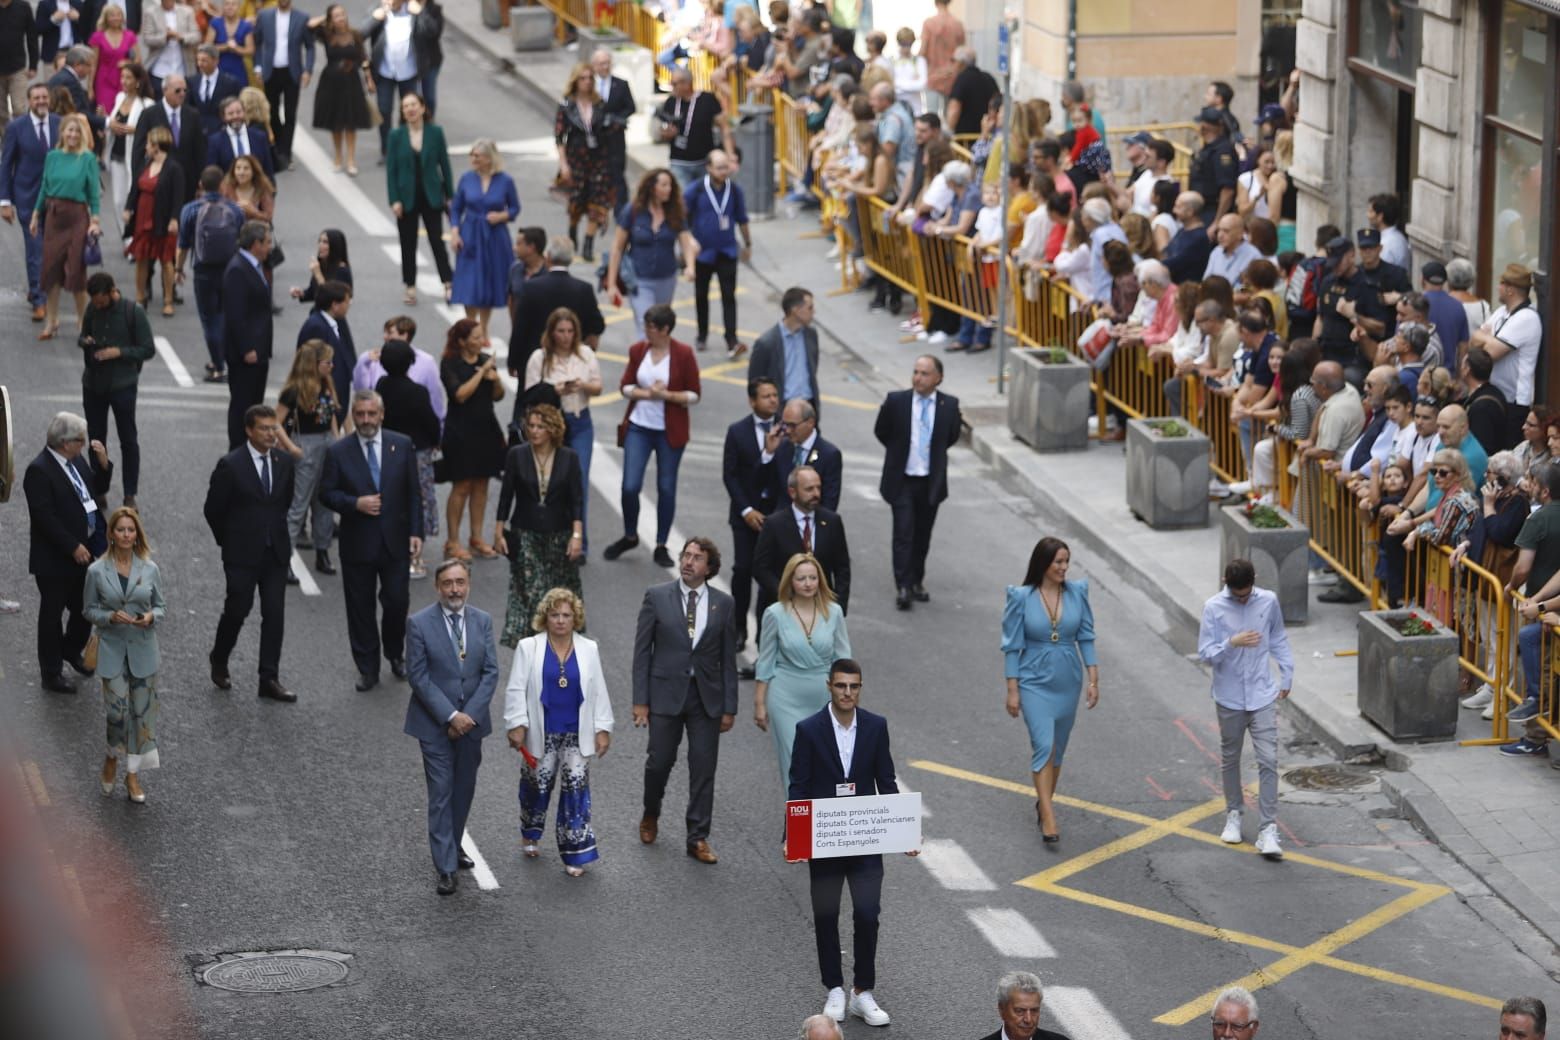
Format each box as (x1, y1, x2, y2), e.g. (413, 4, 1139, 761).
(100, 756, 117, 795)
(1037, 801, 1059, 842)
(125, 772, 145, 804)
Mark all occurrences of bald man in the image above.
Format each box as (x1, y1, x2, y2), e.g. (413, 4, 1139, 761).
(684, 149, 752, 359)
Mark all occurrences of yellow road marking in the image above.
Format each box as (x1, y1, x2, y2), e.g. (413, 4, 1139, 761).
(1016, 796, 1230, 887)
(23, 760, 50, 807)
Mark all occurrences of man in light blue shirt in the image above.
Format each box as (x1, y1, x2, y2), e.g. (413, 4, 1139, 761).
(1202, 213, 1263, 284)
(1081, 198, 1126, 305)
(364, 0, 431, 158)
(1197, 558, 1294, 860)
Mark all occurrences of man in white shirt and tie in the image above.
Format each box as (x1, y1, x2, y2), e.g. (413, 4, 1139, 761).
(208, 96, 273, 178)
(589, 47, 636, 211)
(874, 355, 961, 611)
(254, 0, 314, 169)
(0, 84, 60, 321)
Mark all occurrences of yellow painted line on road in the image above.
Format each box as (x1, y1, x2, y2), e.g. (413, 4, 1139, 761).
(1017, 796, 1230, 887)
(23, 760, 50, 807)
(1028, 879, 1297, 954)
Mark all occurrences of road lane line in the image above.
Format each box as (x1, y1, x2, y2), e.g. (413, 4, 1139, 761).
(965, 907, 1055, 958)
(288, 550, 322, 597)
(22, 761, 50, 807)
(461, 830, 500, 891)
(893, 776, 929, 819)
(1045, 987, 1133, 1040)
(916, 839, 996, 891)
(153, 335, 195, 388)
(292, 132, 397, 237)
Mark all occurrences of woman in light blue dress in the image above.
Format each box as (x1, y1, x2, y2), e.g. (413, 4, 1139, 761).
(448, 138, 520, 340)
(1002, 536, 1099, 842)
(754, 552, 852, 793)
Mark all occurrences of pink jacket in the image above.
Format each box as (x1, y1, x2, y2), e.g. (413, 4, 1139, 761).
(1140, 285, 1180, 347)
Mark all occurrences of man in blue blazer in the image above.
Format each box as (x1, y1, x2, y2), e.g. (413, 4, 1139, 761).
(0, 83, 59, 320)
(206, 95, 275, 179)
(190, 47, 245, 124)
(252, 0, 315, 169)
(222, 221, 274, 449)
(874, 354, 961, 611)
(295, 279, 357, 405)
(404, 559, 498, 895)
(319, 389, 424, 691)
(722, 377, 783, 651)
(788, 658, 913, 1029)
(775, 397, 842, 513)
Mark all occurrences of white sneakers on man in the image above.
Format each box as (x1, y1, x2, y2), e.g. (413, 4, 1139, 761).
(1460, 684, 1494, 710)
(1220, 809, 1243, 844)
(849, 990, 891, 1026)
(823, 988, 847, 1022)
(1255, 824, 1283, 859)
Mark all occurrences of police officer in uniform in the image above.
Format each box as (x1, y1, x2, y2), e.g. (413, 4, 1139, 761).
(1313, 236, 1366, 385)
(1188, 106, 1239, 232)
(1352, 227, 1411, 345)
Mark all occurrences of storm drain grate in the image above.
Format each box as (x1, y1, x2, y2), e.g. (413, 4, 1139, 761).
(1283, 764, 1377, 791)
(197, 950, 351, 993)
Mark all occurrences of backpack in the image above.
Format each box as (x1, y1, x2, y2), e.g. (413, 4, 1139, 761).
(193, 199, 240, 267)
(1285, 255, 1326, 328)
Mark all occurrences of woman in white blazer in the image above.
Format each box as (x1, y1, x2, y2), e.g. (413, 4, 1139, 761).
(503, 586, 613, 876)
(82, 507, 166, 805)
(105, 62, 154, 242)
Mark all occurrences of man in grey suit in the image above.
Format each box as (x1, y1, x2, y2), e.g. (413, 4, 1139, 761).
(404, 559, 499, 895)
(632, 536, 739, 864)
(747, 286, 821, 420)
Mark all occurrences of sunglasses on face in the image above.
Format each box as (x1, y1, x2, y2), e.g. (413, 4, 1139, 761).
(1432, 467, 1455, 477)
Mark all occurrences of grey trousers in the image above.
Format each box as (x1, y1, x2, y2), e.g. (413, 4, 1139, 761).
(287, 431, 336, 550)
(643, 680, 721, 844)
(1216, 701, 1279, 829)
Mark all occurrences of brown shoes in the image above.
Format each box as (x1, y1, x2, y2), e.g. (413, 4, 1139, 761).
(686, 839, 718, 864)
(639, 814, 658, 844)
(30, 305, 45, 322)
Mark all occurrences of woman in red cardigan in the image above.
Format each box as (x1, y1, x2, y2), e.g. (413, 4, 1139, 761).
(604, 303, 702, 567)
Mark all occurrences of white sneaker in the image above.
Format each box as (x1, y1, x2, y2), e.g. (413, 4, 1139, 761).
(1255, 824, 1283, 860)
(1308, 568, 1337, 586)
(1220, 809, 1243, 844)
(1482, 700, 1496, 721)
(1460, 684, 1494, 710)
(823, 987, 847, 1022)
(1208, 479, 1231, 498)
(927, 331, 949, 346)
(825, 243, 841, 260)
(1227, 480, 1252, 496)
(849, 990, 891, 1027)
(0, 598, 19, 614)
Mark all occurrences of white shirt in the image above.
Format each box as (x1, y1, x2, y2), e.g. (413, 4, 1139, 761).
(596, 75, 612, 101)
(150, 7, 186, 78)
(273, 7, 291, 66)
(55, 0, 73, 48)
(320, 312, 339, 338)
(921, 173, 954, 220)
(379, 7, 416, 81)
(1237, 170, 1270, 220)
(245, 441, 272, 486)
(629, 349, 672, 431)
(905, 392, 935, 477)
(47, 446, 97, 516)
(228, 125, 249, 155)
(441, 607, 466, 721)
(1379, 225, 1411, 271)
(676, 579, 709, 645)
(357, 430, 382, 470)
(1132, 170, 1171, 217)
(972, 204, 1003, 249)
(791, 504, 815, 542)
(1484, 303, 1543, 406)
(752, 412, 776, 458)
(830, 707, 857, 774)
(198, 72, 218, 104)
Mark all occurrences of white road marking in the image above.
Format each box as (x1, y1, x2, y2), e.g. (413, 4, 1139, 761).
(965, 907, 1056, 958)
(292, 131, 398, 237)
(1044, 987, 1133, 1040)
(288, 549, 321, 597)
(894, 776, 930, 819)
(153, 335, 195, 388)
(461, 829, 500, 891)
(916, 838, 996, 891)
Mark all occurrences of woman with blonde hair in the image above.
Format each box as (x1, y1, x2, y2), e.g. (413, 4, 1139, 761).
(1119, 211, 1157, 261)
(524, 306, 602, 553)
(83, 507, 166, 805)
(502, 586, 612, 876)
(33, 112, 100, 340)
(87, 3, 140, 116)
(753, 552, 852, 791)
(239, 85, 272, 139)
(449, 138, 520, 337)
(554, 63, 614, 263)
(494, 403, 583, 646)
(275, 339, 342, 577)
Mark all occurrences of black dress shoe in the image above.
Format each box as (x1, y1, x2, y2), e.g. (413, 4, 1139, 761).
(896, 587, 912, 611)
(456, 851, 475, 870)
(314, 550, 336, 576)
(209, 652, 232, 690)
(1318, 584, 1365, 604)
(738, 665, 756, 681)
(390, 658, 407, 680)
(286, 567, 300, 586)
(355, 672, 379, 691)
(735, 637, 747, 653)
(66, 654, 92, 676)
(436, 872, 458, 895)
(258, 678, 296, 702)
(41, 672, 77, 694)
(602, 535, 639, 561)
(911, 584, 930, 603)
(652, 545, 675, 567)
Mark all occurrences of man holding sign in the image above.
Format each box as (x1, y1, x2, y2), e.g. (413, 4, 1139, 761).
(787, 658, 917, 1029)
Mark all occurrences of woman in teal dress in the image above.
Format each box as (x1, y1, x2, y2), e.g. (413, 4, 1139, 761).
(1001, 536, 1099, 842)
(754, 552, 852, 792)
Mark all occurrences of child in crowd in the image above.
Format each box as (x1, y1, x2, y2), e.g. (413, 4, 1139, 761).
(953, 181, 1003, 353)
(1373, 461, 1411, 606)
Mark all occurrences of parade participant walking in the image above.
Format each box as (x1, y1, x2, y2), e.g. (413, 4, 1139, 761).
(749, 287, 821, 418)
(0, 84, 59, 323)
(509, 236, 603, 393)
(775, 398, 842, 512)
(83, 506, 165, 805)
(438, 317, 506, 562)
(789, 657, 916, 1028)
(374, 338, 442, 580)
(404, 558, 499, 895)
(875, 355, 961, 611)
(252, 0, 315, 172)
(1002, 537, 1098, 842)
(273, 339, 341, 580)
(33, 111, 100, 340)
(606, 168, 698, 339)
(755, 465, 852, 618)
(221, 220, 274, 449)
(306, 3, 371, 174)
(589, 47, 634, 213)
(554, 62, 613, 264)
(522, 307, 601, 555)
(447, 138, 518, 338)
(684, 148, 751, 357)
(385, 91, 452, 306)
(978, 972, 1073, 1040)
(493, 403, 583, 648)
(723, 377, 784, 650)
(174, 164, 240, 383)
(655, 67, 724, 189)
(632, 537, 738, 864)
(203, 403, 295, 702)
(1197, 558, 1294, 859)
(362, 0, 436, 160)
(77, 272, 153, 509)
(504, 586, 612, 876)
(121, 124, 183, 315)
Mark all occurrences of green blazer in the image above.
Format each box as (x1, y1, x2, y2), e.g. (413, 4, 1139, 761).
(386, 123, 454, 213)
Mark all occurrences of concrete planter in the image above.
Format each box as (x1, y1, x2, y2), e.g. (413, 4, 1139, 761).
(1356, 610, 1461, 741)
(1007, 348, 1092, 453)
(1219, 504, 1310, 624)
(1125, 419, 1210, 529)
(510, 5, 556, 50)
(481, 0, 506, 30)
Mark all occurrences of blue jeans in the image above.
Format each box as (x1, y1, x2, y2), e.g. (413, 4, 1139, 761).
(631, 273, 678, 338)
(20, 206, 42, 306)
(565, 408, 594, 552)
(669, 159, 706, 191)
(419, 65, 439, 119)
(193, 264, 225, 371)
(621, 422, 683, 545)
(1519, 622, 1542, 701)
(957, 314, 993, 347)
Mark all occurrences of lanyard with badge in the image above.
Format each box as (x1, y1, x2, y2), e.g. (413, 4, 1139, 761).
(703, 175, 731, 232)
(673, 93, 699, 152)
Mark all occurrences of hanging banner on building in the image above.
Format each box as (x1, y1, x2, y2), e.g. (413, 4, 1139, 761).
(784, 793, 922, 861)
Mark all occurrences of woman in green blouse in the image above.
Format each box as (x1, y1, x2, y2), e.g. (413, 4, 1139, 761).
(30, 112, 102, 340)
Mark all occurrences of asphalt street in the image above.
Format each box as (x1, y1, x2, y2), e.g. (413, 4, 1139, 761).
(1, 38, 1557, 1040)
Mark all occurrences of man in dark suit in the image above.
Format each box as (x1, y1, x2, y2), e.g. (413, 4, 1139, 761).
(788, 658, 914, 1029)
(362, 0, 438, 158)
(252, 0, 315, 170)
(509, 236, 605, 420)
(632, 536, 738, 864)
(23, 412, 111, 693)
(206, 95, 275, 179)
(47, 47, 103, 136)
(748, 287, 821, 419)
(754, 465, 851, 614)
(222, 221, 274, 449)
(36, 0, 87, 67)
(775, 397, 842, 512)
(589, 47, 635, 209)
(404, 559, 498, 895)
(189, 46, 244, 125)
(319, 389, 424, 691)
(130, 73, 204, 202)
(203, 403, 296, 702)
(295, 279, 357, 405)
(0, 83, 59, 321)
(977, 972, 1072, 1040)
(722, 377, 783, 651)
(874, 354, 961, 611)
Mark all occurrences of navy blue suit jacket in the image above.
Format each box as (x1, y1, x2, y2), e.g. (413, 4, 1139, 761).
(404, 603, 499, 742)
(775, 434, 842, 513)
(296, 309, 358, 407)
(206, 124, 275, 179)
(0, 112, 58, 214)
(221, 252, 273, 366)
(319, 430, 424, 564)
(191, 71, 247, 123)
(36, 0, 88, 64)
(874, 388, 961, 505)
(788, 706, 898, 803)
(721, 413, 781, 525)
(253, 5, 316, 80)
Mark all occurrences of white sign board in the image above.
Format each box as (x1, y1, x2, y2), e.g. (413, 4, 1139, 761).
(785, 793, 922, 861)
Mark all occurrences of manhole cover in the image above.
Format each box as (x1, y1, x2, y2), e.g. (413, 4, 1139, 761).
(1284, 764, 1377, 791)
(198, 950, 351, 993)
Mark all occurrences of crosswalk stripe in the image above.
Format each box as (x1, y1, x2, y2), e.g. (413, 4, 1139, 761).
(153, 335, 195, 387)
(917, 838, 996, 891)
(965, 907, 1056, 958)
(461, 829, 501, 891)
(1044, 987, 1134, 1040)
(288, 550, 321, 597)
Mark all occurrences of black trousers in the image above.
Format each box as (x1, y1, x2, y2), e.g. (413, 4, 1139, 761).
(643, 680, 721, 843)
(728, 518, 764, 644)
(342, 545, 411, 676)
(227, 360, 269, 450)
(263, 69, 301, 165)
(889, 476, 939, 588)
(211, 557, 287, 680)
(35, 567, 90, 677)
(1506, 400, 1530, 451)
(809, 854, 884, 991)
(694, 254, 739, 346)
(396, 204, 453, 288)
(82, 383, 140, 496)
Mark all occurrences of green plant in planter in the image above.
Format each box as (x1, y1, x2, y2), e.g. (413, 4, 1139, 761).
(1151, 418, 1190, 437)
(1396, 612, 1438, 636)
(1241, 501, 1289, 529)
(1039, 346, 1069, 364)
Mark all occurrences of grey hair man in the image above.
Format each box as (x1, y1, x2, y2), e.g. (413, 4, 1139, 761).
(942, 43, 997, 138)
(977, 971, 1071, 1040)
(1500, 997, 1546, 1040)
(799, 1014, 844, 1040)
(1211, 986, 1260, 1039)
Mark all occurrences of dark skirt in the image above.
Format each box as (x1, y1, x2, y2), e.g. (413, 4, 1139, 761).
(41, 198, 90, 293)
(313, 54, 374, 131)
(438, 409, 506, 482)
(501, 529, 583, 648)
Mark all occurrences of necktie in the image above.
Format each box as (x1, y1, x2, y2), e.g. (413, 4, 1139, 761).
(758, 418, 771, 435)
(37, 119, 47, 148)
(365, 439, 380, 490)
(793, 443, 806, 467)
(260, 453, 271, 496)
(170, 108, 180, 147)
(202, 77, 210, 102)
(234, 129, 246, 156)
(685, 588, 698, 639)
(917, 398, 933, 470)
(65, 460, 90, 503)
(802, 515, 812, 553)
(446, 611, 465, 659)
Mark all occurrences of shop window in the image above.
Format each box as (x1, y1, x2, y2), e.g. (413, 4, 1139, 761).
(1350, 0, 1421, 87)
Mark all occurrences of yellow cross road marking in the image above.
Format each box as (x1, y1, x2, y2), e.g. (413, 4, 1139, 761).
(23, 760, 50, 807)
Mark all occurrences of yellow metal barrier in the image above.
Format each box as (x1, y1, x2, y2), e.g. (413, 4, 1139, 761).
(1295, 457, 1381, 602)
(1008, 265, 1093, 350)
(1530, 614, 1560, 743)
(1190, 386, 1247, 484)
(857, 197, 928, 318)
(773, 89, 809, 198)
(1274, 438, 1295, 511)
(913, 231, 991, 325)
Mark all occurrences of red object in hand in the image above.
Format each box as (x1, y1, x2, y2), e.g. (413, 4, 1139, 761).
(520, 747, 538, 769)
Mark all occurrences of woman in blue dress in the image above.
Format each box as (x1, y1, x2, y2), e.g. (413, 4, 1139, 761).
(448, 138, 520, 340)
(754, 553, 851, 792)
(1001, 536, 1099, 842)
(205, 0, 254, 84)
